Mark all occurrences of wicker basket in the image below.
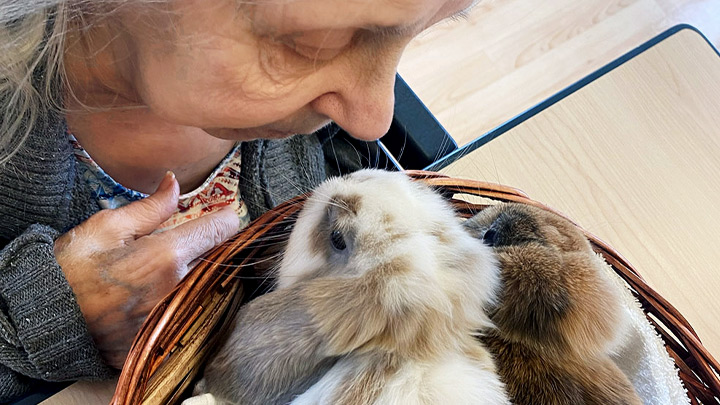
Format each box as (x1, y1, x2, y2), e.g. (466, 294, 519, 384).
(110, 171, 720, 405)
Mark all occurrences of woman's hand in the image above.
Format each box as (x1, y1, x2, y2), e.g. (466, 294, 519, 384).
(54, 172, 240, 368)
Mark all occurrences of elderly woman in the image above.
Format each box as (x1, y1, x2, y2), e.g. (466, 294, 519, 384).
(0, 0, 474, 400)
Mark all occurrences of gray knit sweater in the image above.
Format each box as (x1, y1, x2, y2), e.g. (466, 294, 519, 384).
(0, 106, 327, 401)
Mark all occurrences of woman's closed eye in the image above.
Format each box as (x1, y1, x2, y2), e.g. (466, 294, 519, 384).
(276, 29, 356, 61)
(284, 40, 347, 61)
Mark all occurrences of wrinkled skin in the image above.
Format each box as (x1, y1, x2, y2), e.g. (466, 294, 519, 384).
(58, 0, 477, 368)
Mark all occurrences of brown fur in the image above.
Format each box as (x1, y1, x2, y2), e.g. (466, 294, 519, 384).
(465, 203, 641, 405)
(331, 353, 398, 405)
(332, 193, 362, 216)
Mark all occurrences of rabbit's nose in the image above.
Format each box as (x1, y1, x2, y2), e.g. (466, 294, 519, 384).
(482, 228, 499, 247)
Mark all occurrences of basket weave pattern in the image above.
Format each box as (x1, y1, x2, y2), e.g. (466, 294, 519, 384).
(111, 171, 720, 405)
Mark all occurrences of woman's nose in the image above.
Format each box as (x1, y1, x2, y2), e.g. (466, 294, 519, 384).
(310, 56, 398, 141)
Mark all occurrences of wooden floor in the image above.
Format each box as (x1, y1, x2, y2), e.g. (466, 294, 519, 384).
(399, 0, 720, 146)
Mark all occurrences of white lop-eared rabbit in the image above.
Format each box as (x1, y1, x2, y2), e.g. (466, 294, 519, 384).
(193, 169, 509, 405)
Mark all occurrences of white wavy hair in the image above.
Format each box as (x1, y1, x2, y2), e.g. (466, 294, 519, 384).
(1, 0, 66, 164)
(0, 0, 170, 164)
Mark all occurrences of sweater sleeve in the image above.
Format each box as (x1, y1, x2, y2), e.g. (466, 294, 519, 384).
(0, 224, 113, 402)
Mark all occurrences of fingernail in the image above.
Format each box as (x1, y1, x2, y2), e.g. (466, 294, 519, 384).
(158, 171, 176, 193)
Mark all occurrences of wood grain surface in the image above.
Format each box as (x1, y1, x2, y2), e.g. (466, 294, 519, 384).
(442, 27, 720, 358)
(399, 0, 720, 146)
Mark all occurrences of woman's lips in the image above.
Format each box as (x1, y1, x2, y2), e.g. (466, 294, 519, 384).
(204, 118, 332, 141)
(203, 127, 296, 140)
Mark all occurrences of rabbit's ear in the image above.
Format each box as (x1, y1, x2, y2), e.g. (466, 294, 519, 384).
(302, 276, 389, 355)
(493, 244, 572, 348)
(555, 252, 629, 357)
(302, 257, 453, 358)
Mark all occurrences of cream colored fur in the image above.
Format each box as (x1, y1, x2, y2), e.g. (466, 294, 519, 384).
(280, 170, 508, 404)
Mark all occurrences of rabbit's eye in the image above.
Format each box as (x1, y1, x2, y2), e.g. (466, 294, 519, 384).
(330, 230, 347, 251)
(482, 228, 499, 247)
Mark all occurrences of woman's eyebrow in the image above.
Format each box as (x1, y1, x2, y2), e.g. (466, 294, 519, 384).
(364, 0, 480, 37)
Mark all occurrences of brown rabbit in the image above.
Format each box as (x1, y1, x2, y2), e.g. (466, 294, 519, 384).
(464, 203, 641, 405)
(195, 169, 508, 404)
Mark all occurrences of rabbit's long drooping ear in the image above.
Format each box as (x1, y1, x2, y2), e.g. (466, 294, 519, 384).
(198, 269, 432, 405)
(197, 286, 336, 405)
(466, 203, 640, 405)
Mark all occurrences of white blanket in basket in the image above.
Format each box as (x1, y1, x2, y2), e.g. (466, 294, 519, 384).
(594, 254, 689, 405)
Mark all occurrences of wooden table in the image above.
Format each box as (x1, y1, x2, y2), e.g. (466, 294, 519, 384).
(398, 0, 720, 147)
(43, 25, 720, 404)
(439, 26, 720, 358)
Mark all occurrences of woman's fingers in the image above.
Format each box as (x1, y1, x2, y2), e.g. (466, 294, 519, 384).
(152, 206, 240, 279)
(55, 174, 240, 368)
(112, 171, 180, 238)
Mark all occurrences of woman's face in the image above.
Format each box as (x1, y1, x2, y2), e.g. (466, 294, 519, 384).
(117, 0, 474, 141)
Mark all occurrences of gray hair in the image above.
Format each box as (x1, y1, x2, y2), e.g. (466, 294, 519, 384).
(0, 0, 244, 164)
(0, 0, 68, 164)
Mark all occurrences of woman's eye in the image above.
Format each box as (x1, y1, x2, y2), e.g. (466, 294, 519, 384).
(276, 29, 355, 62)
(288, 43, 344, 61)
(330, 229, 347, 251)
